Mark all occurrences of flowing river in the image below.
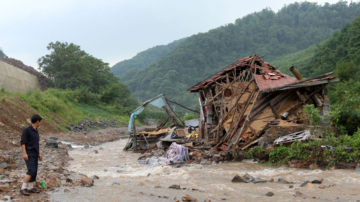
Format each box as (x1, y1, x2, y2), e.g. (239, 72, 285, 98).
(50, 139, 360, 202)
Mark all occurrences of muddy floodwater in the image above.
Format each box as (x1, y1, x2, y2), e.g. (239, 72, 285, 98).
(50, 139, 360, 202)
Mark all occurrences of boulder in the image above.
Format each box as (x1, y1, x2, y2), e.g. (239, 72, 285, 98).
(0, 184, 9, 192)
(305, 183, 315, 188)
(46, 175, 61, 188)
(300, 180, 310, 187)
(0, 162, 7, 169)
(80, 176, 94, 187)
(169, 185, 181, 189)
(182, 194, 198, 202)
(46, 140, 58, 148)
(309, 163, 319, 170)
(231, 175, 248, 183)
(311, 178, 323, 184)
(295, 191, 309, 199)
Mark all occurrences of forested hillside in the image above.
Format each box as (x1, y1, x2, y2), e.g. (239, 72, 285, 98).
(120, 1, 360, 108)
(110, 38, 186, 80)
(268, 14, 360, 135)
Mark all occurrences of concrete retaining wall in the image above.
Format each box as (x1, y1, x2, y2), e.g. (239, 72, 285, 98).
(0, 60, 40, 93)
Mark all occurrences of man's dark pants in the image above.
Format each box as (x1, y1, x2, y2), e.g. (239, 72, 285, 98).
(25, 149, 38, 182)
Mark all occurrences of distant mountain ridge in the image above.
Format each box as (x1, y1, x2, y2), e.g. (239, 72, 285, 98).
(114, 1, 360, 108)
(110, 38, 186, 79)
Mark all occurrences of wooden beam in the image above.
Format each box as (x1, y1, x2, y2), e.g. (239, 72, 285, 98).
(227, 90, 260, 150)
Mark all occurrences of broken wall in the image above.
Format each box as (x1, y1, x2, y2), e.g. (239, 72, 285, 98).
(0, 60, 40, 93)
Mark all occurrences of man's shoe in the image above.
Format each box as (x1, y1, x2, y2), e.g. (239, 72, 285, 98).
(27, 188, 40, 193)
(20, 189, 30, 196)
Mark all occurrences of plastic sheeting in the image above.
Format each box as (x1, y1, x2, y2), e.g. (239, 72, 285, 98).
(166, 142, 190, 163)
(128, 94, 166, 132)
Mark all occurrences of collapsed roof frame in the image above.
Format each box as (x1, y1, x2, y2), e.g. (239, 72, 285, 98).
(188, 54, 338, 151)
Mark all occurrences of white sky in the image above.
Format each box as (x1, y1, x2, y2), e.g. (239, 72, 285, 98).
(0, 0, 344, 69)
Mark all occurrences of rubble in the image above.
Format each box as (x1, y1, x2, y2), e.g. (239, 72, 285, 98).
(70, 119, 125, 132)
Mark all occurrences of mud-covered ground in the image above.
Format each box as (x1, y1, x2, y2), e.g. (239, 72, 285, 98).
(0, 125, 152, 202)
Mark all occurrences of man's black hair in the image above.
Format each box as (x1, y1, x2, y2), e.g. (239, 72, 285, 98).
(31, 114, 43, 124)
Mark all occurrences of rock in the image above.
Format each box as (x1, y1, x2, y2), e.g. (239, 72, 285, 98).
(64, 189, 70, 193)
(318, 185, 326, 189)
(46, 140, 58, 148)
(269, 178, 274, 182)
(50, 137, 58, 140)
(355, 165, 360, 172)
(0, 175, 5, 180)
(266, 192, 274, 197)
(66, 178, 73, 184)
(169, 185, 181, 189)
(45, 175, 61, 188)
(147, 173, 151, 177)
(94, 150, 98, 154)
(182, 194, 198, 202)
(104, 169, 107, 172)
(117, 170, 124, 173)
(283, 175, 294, 184)
(311, 178, 323, 184)
(243, 173, 254, 182)
(0, 184, 9, 192)
(0, 162, 7, 169)
(0, 167, 4, 174)
(0, 195, 3, 200)
(80, 176, 94, 187)
(305, 183, 315, 188)
(154, 185, 162, 188)
(112, 182, 120, 185)
(300, 180, 310, 187)
(295, 191, 309, 199)
(99, 147, 104, 150)
(84, 143, 90, 149)
(93, 175, 99, 179)
(289, 185, 294, 188)
(278, 178, 284, 183)
(309, 163, 319, 170)
(139, 182, 145, 186)
(231, 175, 248, 183)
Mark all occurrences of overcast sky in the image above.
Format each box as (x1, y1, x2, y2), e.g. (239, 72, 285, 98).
(0, 0, 343, 69)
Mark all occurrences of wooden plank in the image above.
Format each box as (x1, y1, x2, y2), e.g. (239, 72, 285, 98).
(166, 98, 200, 114)
(270, 105, 280, 119)
(227, 90, 260, 150)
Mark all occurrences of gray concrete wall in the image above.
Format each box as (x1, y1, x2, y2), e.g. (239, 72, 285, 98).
(0, 60, 40, 93)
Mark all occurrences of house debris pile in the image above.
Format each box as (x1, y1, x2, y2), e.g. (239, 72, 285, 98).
(125, 54, 339, 166)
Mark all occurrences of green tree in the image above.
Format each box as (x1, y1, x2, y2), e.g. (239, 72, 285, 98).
(0, 47, 5, 57)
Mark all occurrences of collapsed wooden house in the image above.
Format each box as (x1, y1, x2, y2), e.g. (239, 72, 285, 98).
(187, 54, 339, 151)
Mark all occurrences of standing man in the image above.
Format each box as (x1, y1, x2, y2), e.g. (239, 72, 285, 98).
(20, 114, 43, 196)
